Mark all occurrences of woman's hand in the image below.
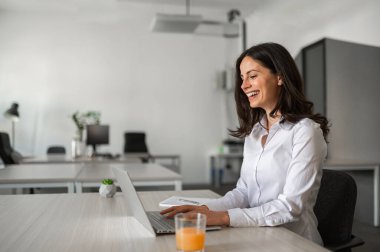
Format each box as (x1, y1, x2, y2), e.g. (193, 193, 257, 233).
(160, 205, 230, 226)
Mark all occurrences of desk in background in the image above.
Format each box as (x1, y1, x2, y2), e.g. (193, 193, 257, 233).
(75, 163, 182, 192)
(21, 154, 141, 164)
(0, 163, 81, 193)
(22, 154, 181, 173)
(0, 190, 328, 252)
(0, 163, 182, 193)
(123, 153, 181, 173)
(150, 154, 181, 173)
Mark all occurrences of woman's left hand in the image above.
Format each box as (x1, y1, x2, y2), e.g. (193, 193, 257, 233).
(160, 205, 230, 226)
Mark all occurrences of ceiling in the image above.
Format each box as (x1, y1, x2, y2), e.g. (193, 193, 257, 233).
(120, 0, 274, 18)
(0, 0, 275, 19)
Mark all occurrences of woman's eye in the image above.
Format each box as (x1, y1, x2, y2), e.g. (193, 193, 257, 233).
(249, 75, 257, 79)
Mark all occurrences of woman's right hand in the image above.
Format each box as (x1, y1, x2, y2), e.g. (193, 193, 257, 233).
(160, 205, 208, 218)
(160, 205, 230, 226)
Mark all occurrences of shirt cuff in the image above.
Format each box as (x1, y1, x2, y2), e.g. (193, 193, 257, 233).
(227, 207, 264, 227)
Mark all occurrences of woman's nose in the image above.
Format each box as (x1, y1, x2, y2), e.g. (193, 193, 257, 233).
(241, 78, 251, 90)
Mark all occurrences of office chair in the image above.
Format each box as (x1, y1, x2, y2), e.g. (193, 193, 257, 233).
(47, 146, 66, 154)
(314, 169, 364, 252)
(124, 132, 151, 163)
(0, 132, 21, 164)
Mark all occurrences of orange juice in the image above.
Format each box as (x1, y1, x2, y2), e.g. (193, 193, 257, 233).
(176, 227, 205, 251)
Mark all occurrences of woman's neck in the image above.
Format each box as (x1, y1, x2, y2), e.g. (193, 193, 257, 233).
(265, 111, 281, 131)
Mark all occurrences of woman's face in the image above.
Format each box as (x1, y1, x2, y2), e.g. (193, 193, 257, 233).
(240, 56, 282, 112)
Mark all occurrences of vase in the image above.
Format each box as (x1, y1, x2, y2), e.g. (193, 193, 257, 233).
(99, 184, 116, 198)
(71, 138, 85, 158)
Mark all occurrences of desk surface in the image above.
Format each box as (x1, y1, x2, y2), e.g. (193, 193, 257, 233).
(21, 154, 142, 164)
(0, 163, 81, 183)
(0, 163, 182, 192)
(76, 163, 182, 182)
(0, 190, 327, 252)
(21, 154, 180, 164)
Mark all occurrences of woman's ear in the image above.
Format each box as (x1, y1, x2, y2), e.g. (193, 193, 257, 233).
(277, 75, 283, 86)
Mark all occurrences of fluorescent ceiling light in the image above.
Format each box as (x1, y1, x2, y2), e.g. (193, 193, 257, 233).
(150, 13, 202, 33)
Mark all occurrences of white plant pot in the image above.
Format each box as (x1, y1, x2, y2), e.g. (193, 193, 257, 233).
(99, 184, 116, 198)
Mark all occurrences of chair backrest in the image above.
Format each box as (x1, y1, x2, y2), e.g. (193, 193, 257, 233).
(314, 169, 357, 246)
(124, 132, 149, 154)
(0, 132, 16, 164)
(47, 146, 66, 154)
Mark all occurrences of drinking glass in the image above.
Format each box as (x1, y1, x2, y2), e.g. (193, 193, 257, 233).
(175, 213, 206, 252)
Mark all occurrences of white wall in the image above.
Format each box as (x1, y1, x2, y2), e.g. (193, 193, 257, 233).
(0, 1, 234, 183)
(244, 0, 380, 56)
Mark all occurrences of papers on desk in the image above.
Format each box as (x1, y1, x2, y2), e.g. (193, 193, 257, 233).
(159, 196, 211, 208)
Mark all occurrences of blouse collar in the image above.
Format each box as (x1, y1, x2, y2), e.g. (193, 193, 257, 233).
(252, 115, 295, 135)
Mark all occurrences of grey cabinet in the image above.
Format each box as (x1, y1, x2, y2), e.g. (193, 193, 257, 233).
(296, 38, 380, 225)
(295, 39, 326, 116)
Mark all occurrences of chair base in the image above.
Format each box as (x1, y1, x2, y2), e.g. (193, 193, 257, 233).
(325, 235, 364, 252)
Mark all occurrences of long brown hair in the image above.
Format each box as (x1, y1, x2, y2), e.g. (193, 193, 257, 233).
(229, 43, 329, 140)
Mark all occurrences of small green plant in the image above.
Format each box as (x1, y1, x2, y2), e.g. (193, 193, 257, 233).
(102, 178, 114, 185)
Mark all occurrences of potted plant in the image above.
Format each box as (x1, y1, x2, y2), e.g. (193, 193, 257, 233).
(71, 111, 101, 158)
(71, 111, 101, 141)
(99, 178, 116, 198)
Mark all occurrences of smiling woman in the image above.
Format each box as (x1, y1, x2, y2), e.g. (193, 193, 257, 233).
(160, 42, 330, 246)
(239, 56, 282, 122)
(232, 43, 329, 139)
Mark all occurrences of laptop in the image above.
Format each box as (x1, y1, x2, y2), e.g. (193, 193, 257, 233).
(112, 167, 221, 236)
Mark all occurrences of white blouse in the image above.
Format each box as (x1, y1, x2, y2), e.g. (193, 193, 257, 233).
(206, 117, 327, 245)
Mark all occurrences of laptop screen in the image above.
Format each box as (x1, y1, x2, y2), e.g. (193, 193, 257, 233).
(112, 167, 156, 237)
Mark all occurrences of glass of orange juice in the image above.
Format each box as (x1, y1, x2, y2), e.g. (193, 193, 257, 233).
(175, 213, 206, 252)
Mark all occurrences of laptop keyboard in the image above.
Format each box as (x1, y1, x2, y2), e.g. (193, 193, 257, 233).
(146, 211, 175, 231)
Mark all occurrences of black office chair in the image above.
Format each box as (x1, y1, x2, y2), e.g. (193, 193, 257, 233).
(314, 169, 364, 252)
(0, 132, 21, 164)
(124, 132, 151, 163)
(47, 146, 66, 154)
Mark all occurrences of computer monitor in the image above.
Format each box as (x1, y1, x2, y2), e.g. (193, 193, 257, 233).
(86, 124, 109, 154)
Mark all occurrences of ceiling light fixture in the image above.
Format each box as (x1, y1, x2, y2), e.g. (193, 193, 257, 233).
(151, 0, 202, 34)
(150, 1, 241, 38)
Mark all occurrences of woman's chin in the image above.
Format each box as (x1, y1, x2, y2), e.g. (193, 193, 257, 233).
(249, 102, 259, 108)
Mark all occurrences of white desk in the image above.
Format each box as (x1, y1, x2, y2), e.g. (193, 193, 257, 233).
(323, 159, 380, 227)
(150, 154, 181, 173)
(0, 190, 328, 252)
(0, 163, 182, 194)
(74, 163, 182, 192)
(0, 164, 81, 193)
(20, 155, 142, 164)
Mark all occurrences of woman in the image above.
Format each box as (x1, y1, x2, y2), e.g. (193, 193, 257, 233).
(161, 43, 329, 245)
